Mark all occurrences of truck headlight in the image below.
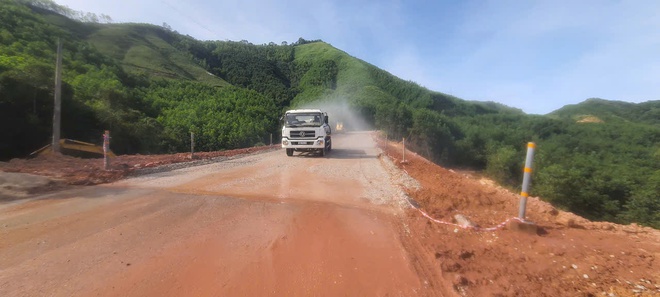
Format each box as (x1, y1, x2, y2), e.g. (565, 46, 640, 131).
(282, 139, 289, 145)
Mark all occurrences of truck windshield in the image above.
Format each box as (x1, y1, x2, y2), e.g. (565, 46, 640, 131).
(285, 113, 322, 127)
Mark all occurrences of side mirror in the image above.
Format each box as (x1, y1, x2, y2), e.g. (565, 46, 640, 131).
(324, 115, 329, 124)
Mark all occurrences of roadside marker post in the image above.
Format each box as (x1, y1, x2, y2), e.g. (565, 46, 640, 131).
(507, 142, 540, 234)
(518, 142, 536, 220)
(190, 132, 195, 159)
(103, 130, 110, 170)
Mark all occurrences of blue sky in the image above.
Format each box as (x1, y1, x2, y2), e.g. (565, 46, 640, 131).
(55, 0, 660, 114)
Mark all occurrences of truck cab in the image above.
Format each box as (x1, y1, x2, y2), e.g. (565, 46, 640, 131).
(281, 109, 332, 156)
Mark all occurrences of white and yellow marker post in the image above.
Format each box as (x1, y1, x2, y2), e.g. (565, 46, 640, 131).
(518, 142, 536, 220)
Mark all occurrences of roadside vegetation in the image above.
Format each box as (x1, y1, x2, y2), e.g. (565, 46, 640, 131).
(1, 0, 658, 228)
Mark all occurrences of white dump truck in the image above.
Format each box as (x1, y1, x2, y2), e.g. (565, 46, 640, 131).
(281, 109, 332, 156)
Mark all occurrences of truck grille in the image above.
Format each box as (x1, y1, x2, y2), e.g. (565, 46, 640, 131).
(290, 130, 316, 138)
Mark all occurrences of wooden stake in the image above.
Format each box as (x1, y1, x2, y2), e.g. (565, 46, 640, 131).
(402, 137, 406, 163)
(190, 132, 195, 159)
(103, 130, 110, 170)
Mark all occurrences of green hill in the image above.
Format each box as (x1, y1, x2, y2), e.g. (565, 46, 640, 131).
(86, 24, 229, 86)
(27, 2, 229, 86)
(549, 98, 660, 125)
(291, 42, 524, 115)
(1, 0, 658, 228)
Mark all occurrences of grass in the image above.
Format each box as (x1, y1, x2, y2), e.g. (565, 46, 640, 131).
(292, 42, 389, 105)
(86, 24, 230, 87)
(295, 42, 376, 88)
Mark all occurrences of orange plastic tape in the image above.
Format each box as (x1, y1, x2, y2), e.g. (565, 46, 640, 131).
(524, 167, 533, 173)
(520, 191, 529, 197)
(527, 142, 536, 149)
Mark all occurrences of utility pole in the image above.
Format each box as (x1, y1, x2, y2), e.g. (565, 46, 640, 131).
(52, 39, 62, 153)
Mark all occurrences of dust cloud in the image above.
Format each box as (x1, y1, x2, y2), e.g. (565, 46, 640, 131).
(296, 99, 373, 132)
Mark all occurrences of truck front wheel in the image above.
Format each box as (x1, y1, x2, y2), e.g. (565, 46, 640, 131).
(319, 147, 326, 157)
(286, 148, 294, 156)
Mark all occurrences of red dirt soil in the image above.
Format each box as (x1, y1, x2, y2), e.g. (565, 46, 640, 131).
(0, 146, 275, 186)
(1, 138, 658, 296)
(379, 138, 659, 297)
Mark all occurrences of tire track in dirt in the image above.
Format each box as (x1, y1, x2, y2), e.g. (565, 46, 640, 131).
(1, 192, 251, 296)
(1, 132, 438, 297)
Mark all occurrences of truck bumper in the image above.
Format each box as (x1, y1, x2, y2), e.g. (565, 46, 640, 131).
(281, 137, 326, 149)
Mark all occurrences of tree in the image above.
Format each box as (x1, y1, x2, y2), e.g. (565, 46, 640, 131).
(620, 171, 660, 228)
(482, 144, 521, 186)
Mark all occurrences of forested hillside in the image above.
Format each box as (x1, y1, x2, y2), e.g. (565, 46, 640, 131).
(1, 0, 658, 228)
(549, 98, 660, 125)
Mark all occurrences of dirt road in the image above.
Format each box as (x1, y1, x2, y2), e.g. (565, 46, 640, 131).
(4, 132, 659, 296)
(0, 132, 436, 296)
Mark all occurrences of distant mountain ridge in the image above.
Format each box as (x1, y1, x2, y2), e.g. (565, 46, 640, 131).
(550, 98, 660, 125)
